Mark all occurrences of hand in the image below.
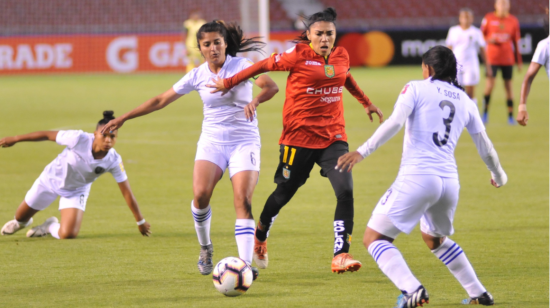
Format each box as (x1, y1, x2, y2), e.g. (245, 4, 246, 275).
(365, 104, 384, 123)
(0, 136, 17, 148)
(517, 62, 523, 72)
(516, 110, 529, 126)
(335, 151, 364, 173)
(100, 118, 126, 134)
(244, 98, 260, 121)
(490, 179, 501, 188)
(206, 76, 230, 95)
(138, 221, 151, 237)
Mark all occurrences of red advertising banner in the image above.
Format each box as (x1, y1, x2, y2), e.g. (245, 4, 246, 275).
(0, 32, 301, 75)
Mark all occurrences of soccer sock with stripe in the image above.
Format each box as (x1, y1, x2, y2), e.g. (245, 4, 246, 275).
(191, 201, 212, 246)
(431, 238, 486, 297)
(48, 222, 60, 239)
(368, 240, 421, 294)
(235, 219, 255, 265)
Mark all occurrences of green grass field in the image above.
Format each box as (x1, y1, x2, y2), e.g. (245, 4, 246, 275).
(0, 66, 547, 307)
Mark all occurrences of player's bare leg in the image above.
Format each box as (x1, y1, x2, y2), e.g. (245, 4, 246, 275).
(192, 160, 223, 275)
(464, 85, 475, 99)
(504, 79, 515, 124)
(232, 170, 259, 279)
(421, 232, 493, 305)
(483, 76, 495, 123)
(1, 201, 36, 235)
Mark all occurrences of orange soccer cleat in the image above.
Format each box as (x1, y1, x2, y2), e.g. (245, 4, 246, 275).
(253, 236, 268, 269)
(331, 253, 362, 274)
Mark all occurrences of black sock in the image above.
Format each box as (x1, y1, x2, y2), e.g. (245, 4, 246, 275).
(483, 95, 491, 114)
(257, 184, 297, 242)
(333, 197, 354, 256)
(507, 99, 513, 117)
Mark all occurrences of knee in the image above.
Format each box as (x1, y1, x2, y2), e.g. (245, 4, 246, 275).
(193, 188, 213, 207)
(58, 228, 78, 239)
(422, 233, 445, 250)
(272, 184, 297, 205)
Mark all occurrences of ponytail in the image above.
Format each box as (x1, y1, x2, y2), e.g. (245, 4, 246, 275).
(97, 110, 115, 128)
(196, 20, 265, 57)
(295, 7, 337, 43)
(422, 45, 464, 91)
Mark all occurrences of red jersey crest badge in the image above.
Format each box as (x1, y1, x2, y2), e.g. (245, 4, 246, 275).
(324, 65, 335, 78)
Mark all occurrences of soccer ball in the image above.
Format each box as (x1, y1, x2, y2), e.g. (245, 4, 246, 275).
(212, 257, 253, 297)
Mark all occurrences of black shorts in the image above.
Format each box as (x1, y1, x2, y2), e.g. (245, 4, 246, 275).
(274, 141, 349, 187)
(489, 65, 513, 80)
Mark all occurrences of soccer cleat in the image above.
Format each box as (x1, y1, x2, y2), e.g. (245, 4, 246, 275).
(331, 253, 362, 274)
(507, 116, 516, 125)
(482, 113, 488, 124)
(26, 217, 58, 238)
(197, 243, 214, 275)
(462, 292, 494, 305)
(395, 285, 430, 308)
(253, 236, 268, 269)
(251, 266, 259, 281)
(1, 218, 33, 235)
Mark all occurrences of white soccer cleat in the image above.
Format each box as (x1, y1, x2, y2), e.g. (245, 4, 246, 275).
(26, 217, 58, 238)
(1, 218, 33, 235)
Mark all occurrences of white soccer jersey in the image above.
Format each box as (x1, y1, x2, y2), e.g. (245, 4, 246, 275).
(396, 79, 485, 178)
(446, 25, 486, 69)
(532, 37, 549, 77)
(38, 130, 127, 197)
(172, 55, 260, 145)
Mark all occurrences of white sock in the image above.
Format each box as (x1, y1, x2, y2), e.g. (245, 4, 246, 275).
(235, 219, 255, 265)
(49, 222, 60, 239)
(191, 201, 211, 246)
(432, 238, 486, 297)
(368, 240, 422, 293)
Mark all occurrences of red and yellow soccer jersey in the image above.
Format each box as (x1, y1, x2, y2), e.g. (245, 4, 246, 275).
(481, 12, 522, 66)
(224, 43, 371, 149)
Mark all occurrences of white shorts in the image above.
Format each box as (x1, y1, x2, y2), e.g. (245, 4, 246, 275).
(457, 65, 480, 86)
(367, 174, 460, 238)
(25, 177, 88, 211)
(195, 140, 260, 178)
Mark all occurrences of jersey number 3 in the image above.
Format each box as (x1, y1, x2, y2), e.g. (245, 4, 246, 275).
(432, 100, 456, 147)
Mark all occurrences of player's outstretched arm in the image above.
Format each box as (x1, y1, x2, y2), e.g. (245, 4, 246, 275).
(517, 62, 542, 126)
(336, 103, 411, 172)
(117, 180, 151, 236)
(101, 88, 183, 134)
(244, 74, 279, 121)
(0, 131, 58, 148)
(469, 131, 507, 188)
(344, 73, 383, 123)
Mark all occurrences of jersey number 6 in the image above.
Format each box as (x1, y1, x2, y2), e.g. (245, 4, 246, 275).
(432, 100, 456, 147)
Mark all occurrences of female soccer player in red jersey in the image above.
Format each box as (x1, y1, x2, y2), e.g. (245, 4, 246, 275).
(209, 8, 383, 274)
(481, 0, 523, 124)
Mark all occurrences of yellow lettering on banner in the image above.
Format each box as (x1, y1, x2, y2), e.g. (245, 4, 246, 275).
(282, 146, 289, 163)
(289, 148, 296, 166)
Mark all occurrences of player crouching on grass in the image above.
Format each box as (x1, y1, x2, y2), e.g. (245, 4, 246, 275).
(337, 46, 505, 307)
(0, 111, 151, 239)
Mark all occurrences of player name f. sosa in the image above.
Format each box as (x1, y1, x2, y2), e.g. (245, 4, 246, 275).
(306, 86, 344, 95)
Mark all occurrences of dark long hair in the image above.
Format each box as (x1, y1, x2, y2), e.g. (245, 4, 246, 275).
(196, 20, 265, 57)
(97, 111, 115, 129)
(422, 45, 463, 91)
(295, 7, 337, 43)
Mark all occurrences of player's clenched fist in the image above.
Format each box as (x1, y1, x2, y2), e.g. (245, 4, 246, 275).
(0, 136, 17, 148)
